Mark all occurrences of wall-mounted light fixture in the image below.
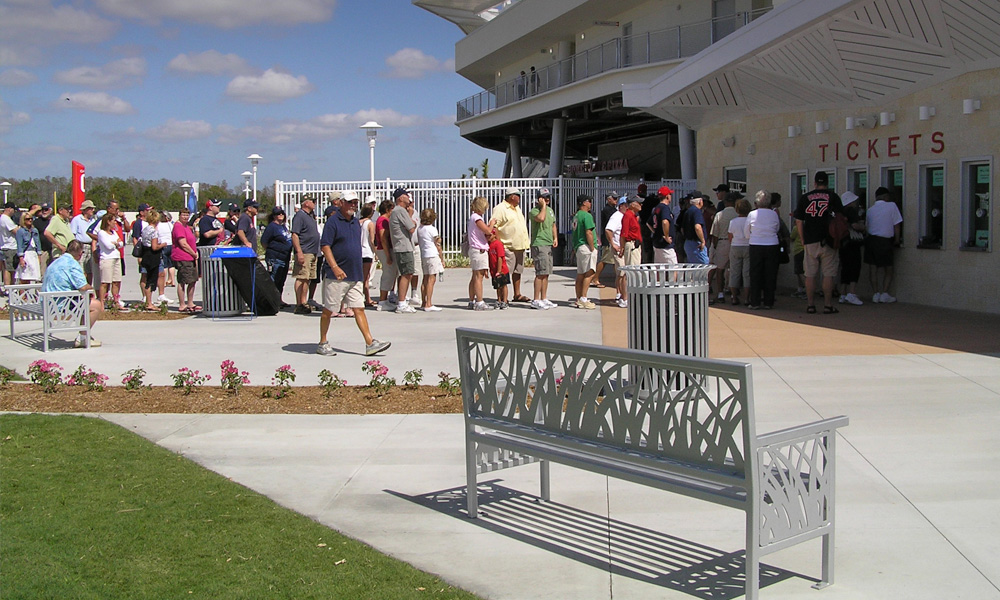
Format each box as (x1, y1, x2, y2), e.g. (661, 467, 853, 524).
(963, 98, 981, 114)
(879, 112, 896, 126)
(746, 144, 756, 155)
(722, 136, 736, 148)
(788, 125, 801, 138)
(815, 121, 829, 134)
(919, 106, 936, 120)
(845, 117, 855, 130)
(846, 115, 876, 130)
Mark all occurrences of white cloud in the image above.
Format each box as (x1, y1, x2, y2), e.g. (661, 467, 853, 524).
(0, 69, 37, 87)
(0, 2, 117, 46)
(384, 48, 455, 79)
(145, 118, 213, 141)
(55, 58, 146, 89)
(167, 50, 254, 76)
(216, 108, 434, 145)
(225, 69, 313, 104)
(0, 98, 30, 133)
(58, 92, 135, 114)
(94, 0, 337, 28)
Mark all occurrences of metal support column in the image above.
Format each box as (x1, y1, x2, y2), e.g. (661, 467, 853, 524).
(678, 124, 696, 180)
(548, 118, 567, 179)
(509, 136, 523, 178)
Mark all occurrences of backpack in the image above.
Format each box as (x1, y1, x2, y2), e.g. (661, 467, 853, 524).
(828, 212, 850, 250)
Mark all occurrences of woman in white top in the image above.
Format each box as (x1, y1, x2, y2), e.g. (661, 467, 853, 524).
(466, 196, 492, 310)
(743, 190, 781, 309)
(96, 212, 123, 304)
(359, 203, 377, 308)
(156, 212, 174, 304)
(416, 208, 444, 311)
(726, 198, 752, 305)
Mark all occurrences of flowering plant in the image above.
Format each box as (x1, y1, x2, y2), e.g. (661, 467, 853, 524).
(437, 371, 461, 396)
(66, 365, 108, 392)
(171, 367, 210, 395)
(220, 360, 250, 395)
(318, 369, 347, 398)
(27, 359, 63, 393)
(0, 366, 15, 387)
(121, 367, 150, 391)
(402, 368, 423, 388)
(362, 360, 395, 394)
(264, 365, 295, 399)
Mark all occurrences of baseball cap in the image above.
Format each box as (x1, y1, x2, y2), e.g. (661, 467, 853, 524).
(243, 199, 259, 209)
(658, 186, 673, 196)
(323, 204, 337, 217)
(204, 199, 220, 208)
(271, 206, 285, 216)
(228, 203, 240, 212)
(328, 191, 344, 202)
(841, 191, 859, 205)
(537, 188, 551, 198)
(616, 197, 628, 207)
(607, 191, 620, 199)
(576, 194, 593, 206)
(343, 190, 359, 202)
(80, 200, 96, 210)
(40, 203, 51, 211)
(712, 183, 730, 192)
(392, 187, 410, 200)
(3, 202, 16, 210)
(504, 187, 522, 196)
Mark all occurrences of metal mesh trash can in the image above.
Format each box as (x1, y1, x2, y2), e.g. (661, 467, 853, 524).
(199, 246, 246, 317)
(622, 264, 714, 358)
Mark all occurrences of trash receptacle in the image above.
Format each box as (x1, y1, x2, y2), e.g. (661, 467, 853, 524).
(622, 263, 714, 358)
(199, 246, 246, 317)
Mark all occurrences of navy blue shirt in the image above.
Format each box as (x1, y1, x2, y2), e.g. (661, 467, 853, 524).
(261, 222, 292, 262)
(650, 203, 674, 249)
(683, 206, 706, 239)
(319, 211, 363, 281)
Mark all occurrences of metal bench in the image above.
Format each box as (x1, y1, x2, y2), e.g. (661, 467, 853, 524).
(457, 328, 848, 600)
(8, 283, 94, 352)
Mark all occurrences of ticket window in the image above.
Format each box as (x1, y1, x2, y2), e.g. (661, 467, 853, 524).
(962, 160, 991, 251)
(918, 164, 945, 249)
(881, 166, 905, 244)
(847, 167, 869, 209)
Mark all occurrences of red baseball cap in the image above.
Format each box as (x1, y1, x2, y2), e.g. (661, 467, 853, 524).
(658, 186, 673, 196)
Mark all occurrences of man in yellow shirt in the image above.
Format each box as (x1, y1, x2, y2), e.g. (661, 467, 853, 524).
(489, 187, 531, 302)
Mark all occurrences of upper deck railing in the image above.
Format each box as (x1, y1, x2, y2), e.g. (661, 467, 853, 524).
(456, 8, 771, 122)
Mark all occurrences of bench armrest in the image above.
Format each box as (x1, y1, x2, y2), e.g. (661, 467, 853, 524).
(756, 416, 848, 448)
(8, 283, 42, 307)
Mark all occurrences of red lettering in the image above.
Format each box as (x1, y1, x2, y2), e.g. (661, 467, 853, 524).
(908, 133, 922, 154)
(868, 139, 879, 159)
(819, 144, 829, 162)
(847, 141, 859, 161)
(887, 136, 900, 157)
(931, 131, 945, 154)
(835, 142, 840, 161)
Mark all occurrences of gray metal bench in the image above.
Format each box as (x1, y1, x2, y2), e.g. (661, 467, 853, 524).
(457, 328, 848, 600)
(8, 283, 94, 352)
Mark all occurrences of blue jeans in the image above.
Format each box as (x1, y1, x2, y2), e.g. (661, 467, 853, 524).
(268, 257, 289, 295)
(684, 240, 709, 264)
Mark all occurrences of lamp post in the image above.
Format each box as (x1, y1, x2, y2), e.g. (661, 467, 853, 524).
(246, 154, 262, 202)
(181, 183, 191, 211)
(0, 181, 10, 204)
(359, 121, 382, 202)
(241, 171, 252, 201)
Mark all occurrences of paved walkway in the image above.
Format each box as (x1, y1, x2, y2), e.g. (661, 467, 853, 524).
(4, 266, 1000, 599)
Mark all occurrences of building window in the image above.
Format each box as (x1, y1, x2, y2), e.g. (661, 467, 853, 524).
(847, 167, 869, 208)
(817, 169, 837, 193)
(725, 166, 747, 194)
(961, 159, 992, 251)
(917, 163, 945, 249)
(881, 165, 905, 244)
(790, 171, 807, 204)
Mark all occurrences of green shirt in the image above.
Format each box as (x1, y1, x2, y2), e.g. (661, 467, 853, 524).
(528, 205, 555, 247)
(45, 214, 73, 257)
(571, 210, 595, 250)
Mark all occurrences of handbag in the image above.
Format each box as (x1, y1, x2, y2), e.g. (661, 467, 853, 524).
(131, 243, 144, 258)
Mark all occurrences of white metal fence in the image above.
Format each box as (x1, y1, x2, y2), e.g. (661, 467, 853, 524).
(274, 177, 697, 256)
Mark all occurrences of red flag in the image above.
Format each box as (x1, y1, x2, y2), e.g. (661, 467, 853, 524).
(72, 161, 86, 216)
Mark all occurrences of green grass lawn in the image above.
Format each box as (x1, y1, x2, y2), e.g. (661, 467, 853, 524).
(1, 414, 480, 600)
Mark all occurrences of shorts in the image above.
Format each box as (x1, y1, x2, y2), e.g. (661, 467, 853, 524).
(793, 250, 804, 275)
(1, 248, 16, 272)
(394, 251, 415, 276)
(653, 247, 678, 265)
(492, 272, 510, 289)
(376, 249, 397, 291)
(504, 248, 525, 275)
(600, 245, 616, 265)
(99, 257, 122, 283)
(803, 242, 840, 278)
(729, 245, 750, 288)
(864, 236, 894, 267)
(293, 253, 317, 280)
(531, 245, 553, 275)
(176, 260, 198, 285)
(79, 245, 94, 274)
(614, 240, 641, 270)
(421, 255, 444, 276)
(575, 245, 597, 275)
(711, 239, 731, 270)
(468, 248, 488, 271)
(322, 279, 364, 311)
(160, 246, 174, 270)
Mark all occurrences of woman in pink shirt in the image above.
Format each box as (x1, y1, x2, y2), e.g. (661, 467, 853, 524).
(172, 207, 200, 312)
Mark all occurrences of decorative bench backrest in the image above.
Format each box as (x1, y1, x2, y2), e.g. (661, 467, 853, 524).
(457, 328, 758, 479)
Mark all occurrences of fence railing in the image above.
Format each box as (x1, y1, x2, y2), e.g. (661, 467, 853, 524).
(274, 177, 697, 257)
(456, 8, 772, 122)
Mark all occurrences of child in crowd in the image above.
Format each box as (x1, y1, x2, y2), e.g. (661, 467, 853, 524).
(417, 208, 444, 312)
(487, 228, 510, 309)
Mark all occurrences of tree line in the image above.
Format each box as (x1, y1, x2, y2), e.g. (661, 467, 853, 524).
(0, 176, 276, 212)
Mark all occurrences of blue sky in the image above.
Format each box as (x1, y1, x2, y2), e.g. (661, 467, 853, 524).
(0, 0, 505, 186)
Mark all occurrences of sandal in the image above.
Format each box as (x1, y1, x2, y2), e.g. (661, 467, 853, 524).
(806, 305, 817, 314)
(512, 295, 531, 302)
(823, 306, 839, 314)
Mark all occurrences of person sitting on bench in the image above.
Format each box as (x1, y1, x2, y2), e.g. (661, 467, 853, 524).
(41, 239, 103, 347)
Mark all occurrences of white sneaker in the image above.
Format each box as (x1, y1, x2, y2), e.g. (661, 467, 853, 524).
(157, 294, 175, 304)
(530, 299, 547, 310)
(880, 293, 896, 303)
(845, 293, 863, 306)
(378, 300, 396, 312)
(421, 305, 442, 312)
(316, 341, 336, 356)
(872, 293, 882, 304)
(473, 301, 492, 311)
(365, 339, 391, 356)
(396, 302, 416, 314)
(541, 299, 556, 309)
(616, 298, 628, 308)
(838, 295, 847, 304)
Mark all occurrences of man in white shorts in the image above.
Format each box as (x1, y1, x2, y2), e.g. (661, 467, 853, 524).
(571, 195, 597, 309)
(316, 194, 390, 357)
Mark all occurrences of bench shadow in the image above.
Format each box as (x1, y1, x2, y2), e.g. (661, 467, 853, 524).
(387, 480, 802, 600)
(6, 333, 76, 352)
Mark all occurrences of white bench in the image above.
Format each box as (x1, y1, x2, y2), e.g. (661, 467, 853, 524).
(457, 328, 848, 600)
(8, 283, 94, 352)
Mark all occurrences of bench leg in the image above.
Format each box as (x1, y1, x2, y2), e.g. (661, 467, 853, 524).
(812, 531, 834, 590)
(465, 436, 479, 519)
(539, 459, 550, 502)
(745, 512, 759, 600)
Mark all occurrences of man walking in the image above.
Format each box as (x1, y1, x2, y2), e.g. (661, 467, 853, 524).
(315, 194, 390, 357)
(490, 187, 531, 303)
(528, 188, 557, 309)
(682, 196, 709, 264)
(571, 195, 597, 309)
(388, 187, 418, 313)
(794, 171, 844, 313)
(865, 186, 903, 303)
(291, 194, 320, 314)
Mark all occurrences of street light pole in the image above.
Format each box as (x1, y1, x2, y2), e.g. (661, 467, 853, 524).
(359, 122, 382, 202)
(181, 183, 191, 211)
(242, 171, 252, 201)
(246, 154, 262, 202)
(0, 181, 10, 204)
